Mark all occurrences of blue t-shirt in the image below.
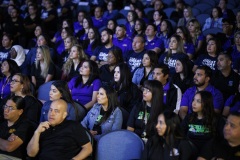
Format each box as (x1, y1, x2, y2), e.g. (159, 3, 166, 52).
(93, 45, 120, 62)
(126, 49, 146, 73)
(159, 52, 188, 76)
(194, 54, 218, 71)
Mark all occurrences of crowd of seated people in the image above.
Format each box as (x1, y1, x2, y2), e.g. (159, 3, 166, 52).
(0, 0, 240, 159)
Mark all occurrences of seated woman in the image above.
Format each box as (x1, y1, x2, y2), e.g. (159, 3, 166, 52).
(57, 36, 78, 68)
(9, 45, 28, 75)
(158, 19, 173, 51)
(40, 80, 78, 122)
(181, 91, 225, 156)
(127, 80, 164, 141)
(202, 7, 223, 31)
(31, 45, 56, 89)
(82, 27, 100, 58)
(68, 60, 101, 110)
(9, 73, 42, 125)
(26, 34, 57, 66)
(113, 63, 142, 113)
(132, 50, 158, 88)
(0, 59, 20, 103)
(158, 34, 189, 76)
(0, 95, 34, 159)
(193, 37, 221, 72)
(176, 26, 195, 60)
(55, 27, 74, 55)
(141, 111, 194, 160)
(171, 57, 193, 93)
(81, 86, 123, 140)
(99, 48, 124, 86)
(62, 44, 88, 82)
(187, 19, 204, 57)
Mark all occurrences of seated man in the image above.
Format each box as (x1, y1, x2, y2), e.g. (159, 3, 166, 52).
(153, 64, 182, 113)
(179, 65, 224, 120)
(198, 112, 240, 160)
(0, 96, 34, 159)
(27, 99, 92, 159)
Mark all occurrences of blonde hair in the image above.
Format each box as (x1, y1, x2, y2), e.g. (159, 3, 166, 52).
(188, 19, 201, 45)
(36, 45, 52, 78)
(166, 34, 185, 61)
(65, 36, 78, 51)
(62, 44, 88, 75)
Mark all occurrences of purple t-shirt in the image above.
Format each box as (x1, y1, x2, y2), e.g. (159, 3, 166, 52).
(145, 36, 164, 52)
(113, 37, 132, 60)
(73, 22, 83, 34)
(180, 84, 224, 113)
(91, 17, 107, 29)
(68, 77, 101, 105)
(224, 95, 240, 113)
(184, 43, 195, 55)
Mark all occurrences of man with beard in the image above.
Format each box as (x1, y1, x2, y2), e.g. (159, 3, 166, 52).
(179, 65, 224, 120)
(91, 28, 120, 67)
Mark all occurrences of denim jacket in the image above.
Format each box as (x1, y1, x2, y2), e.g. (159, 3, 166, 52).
(81, 103, 123, 140)
(132, 67, 154, 86)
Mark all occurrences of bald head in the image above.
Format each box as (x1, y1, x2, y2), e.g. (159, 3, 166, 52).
(48, 99, 68, 126)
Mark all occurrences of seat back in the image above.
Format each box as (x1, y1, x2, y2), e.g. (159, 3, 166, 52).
(96, 130, 144, 160)
(37, 81, 54, 102)
(74, 101, 87, 122)
(202, 28, 223, 36)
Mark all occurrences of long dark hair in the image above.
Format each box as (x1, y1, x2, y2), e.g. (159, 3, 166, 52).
(162, 111, 184, 148)
(82, 27, 100, 52)
(74, 60, 99, 87)
(176, 57, 192, 78)
(114, 63, 131, 91)
(140, 50, 158, 70)
(176, 26, 193, 44)
(142, 80, 164, 137)
(190, 91, 217, 136)
(99, 85, 119, 124)
(52, 80, 79, 120)
(2, 59, 21, 77)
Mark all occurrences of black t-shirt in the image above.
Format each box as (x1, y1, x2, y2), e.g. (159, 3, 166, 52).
(0, 117, 34, 159)
(31, 62, 55, 89)
(99, 64, 114, 86)
(39, 120, 90, 160)
(211, 70, 240, 101)
(127, 103, 151, 137)
(200, 139, 240, 160)
(141, 136, 193, 160)
(181, 114, 225, 151)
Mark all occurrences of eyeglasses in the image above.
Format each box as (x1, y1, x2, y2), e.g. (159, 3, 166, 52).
(10, 79, 21, 84)
(3, 105, 17, 111)
(141, 87, 151, 93)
